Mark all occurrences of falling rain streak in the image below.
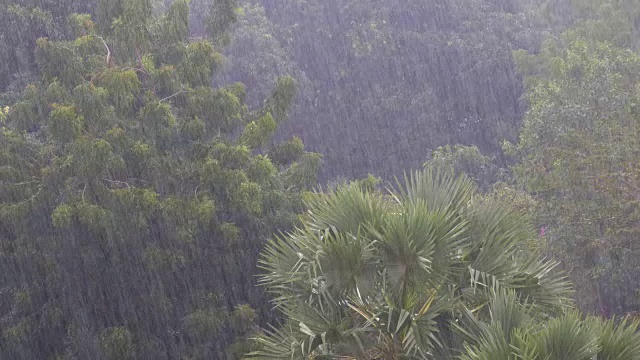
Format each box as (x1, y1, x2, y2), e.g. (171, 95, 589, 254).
(0, 0, 640, 358)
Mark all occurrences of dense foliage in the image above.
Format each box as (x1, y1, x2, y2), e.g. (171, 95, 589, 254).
(0, 0, 91, 102)
(460, 294, 640, 360)
(0, 0, 319, 358)
(219, 0, 546, 180)
(509, 0, 640, 316)
(2, 0, 640, 358)
(252, 171, 573, 358)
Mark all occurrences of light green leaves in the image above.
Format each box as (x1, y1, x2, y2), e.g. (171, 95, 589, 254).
(511, 3, 640, 315)
(253, 171, 571, 358)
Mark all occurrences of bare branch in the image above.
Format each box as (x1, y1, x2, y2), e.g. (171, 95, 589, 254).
(96, 35, 114, 68)
(102, 178, 131, 188)
(159, 90, 192, 102)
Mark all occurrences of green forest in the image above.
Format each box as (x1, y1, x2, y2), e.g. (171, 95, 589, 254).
(1, 0, 640, 358)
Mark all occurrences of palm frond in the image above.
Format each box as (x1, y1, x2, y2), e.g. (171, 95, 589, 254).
(258, 228, 325, 305)
(459, 325, 514, 360)
(488, 290, 534, 342)
(248, 323, 310, 359)
(392, 169, 476, 215)
(319, 228, 378, 297)
(591, 316, 640, 360)
(465, 203, 528, 280)
(531, 311, 599, 360)
(514, 257, 574, 314)
(403, 294, 451, 357)
(305, 182, 388, 236)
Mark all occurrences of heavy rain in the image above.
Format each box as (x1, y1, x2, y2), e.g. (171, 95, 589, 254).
(1, 0, 640, 358)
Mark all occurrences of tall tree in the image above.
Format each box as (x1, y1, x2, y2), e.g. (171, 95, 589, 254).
(509, 0, 640, 316)
(0, 0, 319, 358)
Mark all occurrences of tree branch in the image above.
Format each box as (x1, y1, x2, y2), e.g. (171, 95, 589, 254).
(96, 35, 114, 68)
(159, 90, 192, 102)
(102, 178, 131, 188)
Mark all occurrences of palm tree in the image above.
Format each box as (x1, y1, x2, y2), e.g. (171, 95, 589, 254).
(460, 291, 640, 360)
(250, 170, 573, 359)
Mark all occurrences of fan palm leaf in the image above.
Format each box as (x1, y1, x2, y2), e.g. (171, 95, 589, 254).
(250, 171, 573, 359)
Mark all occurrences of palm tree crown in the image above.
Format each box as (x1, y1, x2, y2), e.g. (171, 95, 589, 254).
(251, 170, 576, 359)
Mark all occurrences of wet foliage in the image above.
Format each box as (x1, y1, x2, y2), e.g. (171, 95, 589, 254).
(2, 0, 640, 358)
(0, 0, 319, 358)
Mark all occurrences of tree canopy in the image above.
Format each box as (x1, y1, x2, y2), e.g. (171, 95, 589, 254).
(0, 0, 319, 358)
(509, 0, 640, 316)
(2, 0, 640, 358)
